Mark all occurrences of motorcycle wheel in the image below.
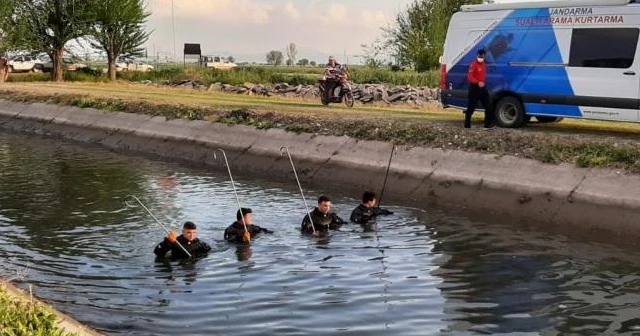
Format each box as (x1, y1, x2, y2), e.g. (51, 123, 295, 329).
(320, 86, 330, 106)
(321, 92, 330, 106)
(344, 91, 355, 108)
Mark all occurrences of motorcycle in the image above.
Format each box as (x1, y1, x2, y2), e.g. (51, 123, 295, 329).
(318, 67, 355, 108)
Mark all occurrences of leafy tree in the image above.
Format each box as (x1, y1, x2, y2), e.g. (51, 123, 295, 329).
(0, 0, 15, 54)
(360, 38, 387, 69)
(285, 42, 297, 67)
(88, 0, 151, 81)
(265, 50, 283, 66)
(297, 58, 309, 66)
(227, 55, 235, 63)
(385, 0, 481, 71)
(5, 0, 95, 81)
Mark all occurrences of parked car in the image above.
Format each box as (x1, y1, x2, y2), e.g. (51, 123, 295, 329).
(115, 57, 154, 72)
(199, 55, 237, 70)
(34, 55, 86, 73)
(7, 55, 37, 73)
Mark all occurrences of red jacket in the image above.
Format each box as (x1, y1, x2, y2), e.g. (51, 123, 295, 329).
(467, 60, 486, 85)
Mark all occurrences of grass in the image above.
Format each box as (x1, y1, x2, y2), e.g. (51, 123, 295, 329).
(7, 65, 440, 87)
(0, 286, 78, 336)
(1, 82, 640, 173)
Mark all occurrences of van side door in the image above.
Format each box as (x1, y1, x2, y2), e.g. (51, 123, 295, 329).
(565, 27, 640, 122)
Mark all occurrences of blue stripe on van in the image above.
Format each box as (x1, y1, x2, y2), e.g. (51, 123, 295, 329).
(445, 8, 582, 117)
(524, 103, 584, 117)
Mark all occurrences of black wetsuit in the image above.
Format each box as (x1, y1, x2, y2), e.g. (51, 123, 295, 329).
(154, 235, 211, 259)
(349, 204, 393, 224)
(224, 221, 273, 244)
(301, 207, 345, 234)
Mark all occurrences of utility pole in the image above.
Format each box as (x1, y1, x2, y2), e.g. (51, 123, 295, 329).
(172, 0, 177, 63)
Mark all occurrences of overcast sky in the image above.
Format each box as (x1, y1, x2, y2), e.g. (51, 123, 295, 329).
(142, 0, 558, 63)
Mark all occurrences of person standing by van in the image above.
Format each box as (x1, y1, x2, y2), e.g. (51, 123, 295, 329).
(464, 49, 494, 129)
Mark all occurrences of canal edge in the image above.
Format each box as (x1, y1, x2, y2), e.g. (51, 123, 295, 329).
(0, 100, 639, 243)
(1, 280, 104, 336)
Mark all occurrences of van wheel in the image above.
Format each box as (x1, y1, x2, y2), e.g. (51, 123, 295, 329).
(495, 96, 526, 128)
(535, 116, 563, 123)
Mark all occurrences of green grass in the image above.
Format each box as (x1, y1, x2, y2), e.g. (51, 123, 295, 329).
(17, 64, 437, 87)
(0, 286, 78, 336)
(6, 64, 441, 87)
(1, 83, 639, 173)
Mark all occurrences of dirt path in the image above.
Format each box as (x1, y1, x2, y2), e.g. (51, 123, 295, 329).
(1, 82, 639, 173)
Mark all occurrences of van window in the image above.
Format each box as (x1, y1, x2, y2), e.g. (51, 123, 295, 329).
(569, 28, 639, 68)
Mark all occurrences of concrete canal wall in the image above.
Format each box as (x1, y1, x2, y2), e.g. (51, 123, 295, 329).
(0, 280, 103, 336)
(0, 100, 639, 243)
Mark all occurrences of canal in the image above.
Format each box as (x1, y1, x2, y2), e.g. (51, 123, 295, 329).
(0, 132, 639, 335)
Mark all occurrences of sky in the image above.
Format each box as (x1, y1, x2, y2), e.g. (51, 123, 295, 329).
(142, 0, 557, 64)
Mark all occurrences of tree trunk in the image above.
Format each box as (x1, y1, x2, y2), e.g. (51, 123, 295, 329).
(53, 47, 64, 82)
(107, 52, 116, 81)
(0, 58, 6, 83)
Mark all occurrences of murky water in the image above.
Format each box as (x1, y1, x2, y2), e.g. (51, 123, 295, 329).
(1, 132, 640, 336)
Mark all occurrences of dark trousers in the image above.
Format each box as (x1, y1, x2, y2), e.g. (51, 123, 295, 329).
(464, 84, 494, 128)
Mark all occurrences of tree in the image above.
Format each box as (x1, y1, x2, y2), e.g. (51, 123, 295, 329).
(227, 55, 235, 63)
(385, 0, 481, 71)
(360, 38, 387, 69)
(285, 42, 297, 67)
(88, 0, 151, 81)
(5, 0, 95, 81)
(310, 60, 317, 66)
(265, 50, 283, 66)
(0, 0, 14, 54)
(297, 58, 309, 66)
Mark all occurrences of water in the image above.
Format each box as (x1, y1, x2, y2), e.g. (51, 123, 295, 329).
(1, 132, 640, 336)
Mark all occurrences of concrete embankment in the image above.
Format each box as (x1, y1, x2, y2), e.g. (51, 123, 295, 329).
(1, 280, 103, 336)
(0, 100, 639, 243)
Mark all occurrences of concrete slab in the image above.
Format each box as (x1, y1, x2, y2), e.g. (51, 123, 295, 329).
(16, 102, 65, 122)
(1, 99, 640, 240)
(0, 99, 30, 118)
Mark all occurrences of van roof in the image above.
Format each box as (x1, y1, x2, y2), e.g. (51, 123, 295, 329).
(461, 0, 633, 12)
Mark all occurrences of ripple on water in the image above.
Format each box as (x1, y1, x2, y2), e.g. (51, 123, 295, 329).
(1, 133, 640, 335)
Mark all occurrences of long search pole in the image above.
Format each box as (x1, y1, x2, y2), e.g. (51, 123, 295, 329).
(172, 0, 177, 64)
(280, 146, 316, 235)
(125, 195, 192, 258)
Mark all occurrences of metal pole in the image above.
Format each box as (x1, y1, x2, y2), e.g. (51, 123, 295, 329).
(125, 195, 192, 257)
(214, 149, 250, 235)
(172, 0, 177, 64)
(280, 146, 316, 234)
(378, 144, 397, 206)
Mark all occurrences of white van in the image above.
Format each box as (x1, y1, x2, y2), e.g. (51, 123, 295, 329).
(440, 0, 640, 127)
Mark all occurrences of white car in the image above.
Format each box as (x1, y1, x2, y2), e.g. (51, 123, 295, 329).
(115, 58, 154, 72)
(200, 56, 237, 70)
(8, 55, 37, 73)
(35, 56, 86, 72)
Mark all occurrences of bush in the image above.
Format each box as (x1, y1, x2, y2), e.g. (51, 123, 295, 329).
(0, 286, 77, 336)
(8, 64, 441, 87)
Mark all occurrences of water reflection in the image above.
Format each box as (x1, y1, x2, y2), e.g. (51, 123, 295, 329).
(154, 258, 200, 286)
(235, 244, 252, 262)
(0, 133, 640, 335)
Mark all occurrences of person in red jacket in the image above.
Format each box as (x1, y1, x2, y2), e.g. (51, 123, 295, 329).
(464, 49, 495, 129)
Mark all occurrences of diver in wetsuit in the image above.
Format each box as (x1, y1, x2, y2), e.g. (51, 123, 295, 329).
(301, 195, 345, 234)
(349, 191, 393, 224)
(224, 208, 273, 244)
(154, 221, 211, 259)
